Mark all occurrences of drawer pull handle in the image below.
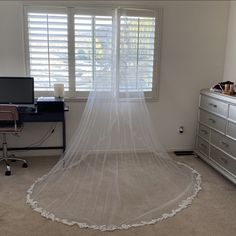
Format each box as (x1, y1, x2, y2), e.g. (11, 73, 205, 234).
(208, 118, 216, 123)
(209, 103, 217, 108)
(221, 141, 229, 148)
(201, 129, 208, 135)
(220, 157, 228, 164)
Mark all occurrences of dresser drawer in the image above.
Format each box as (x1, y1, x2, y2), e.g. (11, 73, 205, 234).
(210, 146, 236, 176)
(229, 105, 236, 122)
(227, 121, 236, 140)
(199, 109, 226, 133)
(196, 136, 209, 156)
(211, 130, 236, 158)
(198, 124, 210, 141)
(200, 95, 228, 117)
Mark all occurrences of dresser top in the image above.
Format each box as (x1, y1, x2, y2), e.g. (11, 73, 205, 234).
(201, 89, 236, 104)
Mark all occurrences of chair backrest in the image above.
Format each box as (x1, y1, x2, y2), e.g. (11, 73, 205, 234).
(0, 105, 19, 122)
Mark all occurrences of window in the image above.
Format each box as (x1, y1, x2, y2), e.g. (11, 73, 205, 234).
(24, 6, 161, 98)
(25, 8, 69, 92)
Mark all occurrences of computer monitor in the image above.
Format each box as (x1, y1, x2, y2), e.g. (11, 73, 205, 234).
(0, 77, 34, 104)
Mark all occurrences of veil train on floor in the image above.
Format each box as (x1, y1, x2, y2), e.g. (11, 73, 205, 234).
(26, 7, 201, 231)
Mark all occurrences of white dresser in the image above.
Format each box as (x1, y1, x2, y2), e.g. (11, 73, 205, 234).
(195, 89, 236, 184)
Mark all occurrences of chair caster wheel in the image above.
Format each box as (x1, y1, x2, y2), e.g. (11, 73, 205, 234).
(22, 162, 28, 168)
(5, 170, 11, 176)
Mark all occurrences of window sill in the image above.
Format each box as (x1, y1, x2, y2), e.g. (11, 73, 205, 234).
(63, 96, 159, 103)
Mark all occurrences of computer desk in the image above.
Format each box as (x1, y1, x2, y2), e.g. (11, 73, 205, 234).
(8, 107, 68, 152)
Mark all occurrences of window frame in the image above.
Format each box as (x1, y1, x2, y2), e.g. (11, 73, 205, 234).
(24, 5, 161, 100)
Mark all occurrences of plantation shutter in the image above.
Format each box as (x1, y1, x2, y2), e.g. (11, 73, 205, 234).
(24, 6, 161, 98)
(119, 9, 158, 94)
(26, 9, 69, 91)
(74, 9, 113, 91)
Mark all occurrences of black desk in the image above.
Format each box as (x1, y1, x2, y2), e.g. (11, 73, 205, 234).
(8, 108, 68, 152)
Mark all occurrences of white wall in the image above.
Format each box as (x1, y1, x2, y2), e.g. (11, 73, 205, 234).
(223, 1, 236, 82)
(0, 2, 25, 75)
(0, 1, 229, 155)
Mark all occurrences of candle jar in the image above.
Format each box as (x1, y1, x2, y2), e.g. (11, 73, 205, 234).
(224, 84, 230, 92)
(54, 83, 65, 98)
(230, 84, 234, 92)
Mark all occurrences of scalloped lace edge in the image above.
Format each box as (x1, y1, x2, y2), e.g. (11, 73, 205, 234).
(26, 161, 202, 231)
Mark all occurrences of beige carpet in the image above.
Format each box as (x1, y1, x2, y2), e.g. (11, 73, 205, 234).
(0, 154, 235, 236)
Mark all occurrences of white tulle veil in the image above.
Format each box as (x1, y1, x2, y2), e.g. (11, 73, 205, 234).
(26, 7, 201, 231)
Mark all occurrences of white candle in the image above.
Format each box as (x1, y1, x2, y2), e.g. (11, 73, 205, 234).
(54, 83, 64, 98)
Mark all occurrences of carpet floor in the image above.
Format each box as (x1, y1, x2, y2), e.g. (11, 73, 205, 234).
(0, 154, 235, 236)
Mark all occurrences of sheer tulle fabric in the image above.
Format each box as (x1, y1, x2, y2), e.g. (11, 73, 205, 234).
(26, 9, 201, 231)
(27, 91, 201, 231)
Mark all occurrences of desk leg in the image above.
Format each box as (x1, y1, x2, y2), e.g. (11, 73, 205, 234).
(63, 119, 66, 152)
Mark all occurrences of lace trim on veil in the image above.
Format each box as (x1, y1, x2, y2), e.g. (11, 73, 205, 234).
(26, 161, 201, 231)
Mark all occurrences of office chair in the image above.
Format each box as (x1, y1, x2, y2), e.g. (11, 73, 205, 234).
(0, 105, 28, 176)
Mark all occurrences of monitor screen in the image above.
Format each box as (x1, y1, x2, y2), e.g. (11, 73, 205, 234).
(0, 77, 34, 104)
